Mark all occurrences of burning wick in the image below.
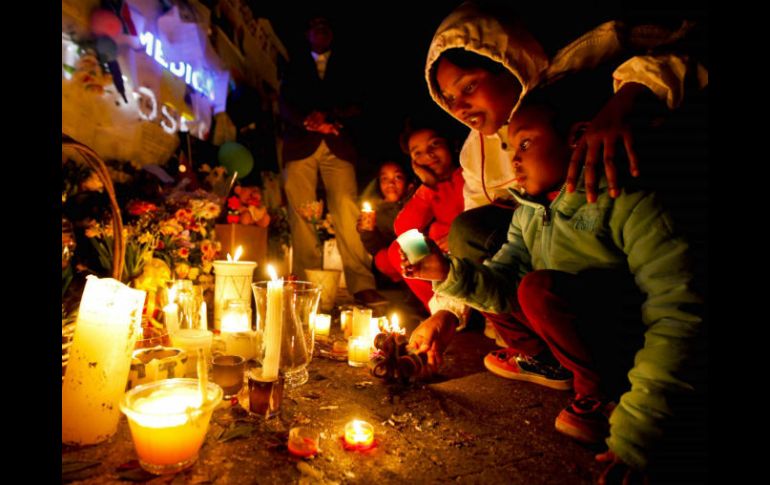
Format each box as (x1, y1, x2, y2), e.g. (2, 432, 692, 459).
(343, 419, 375, 451)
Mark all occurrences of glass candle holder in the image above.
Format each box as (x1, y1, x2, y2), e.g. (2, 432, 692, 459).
(120, 378, 222, 475)
(313, 314, 331, 341)
(212, 355, 245, 399)
(396, 229, 430, 264)
(339, 306, 354, 339)
(360, 202, 376, 231)
(343, 419, 375, 451)
(348, 337, 370, 367)
(288, 427, 319, 458)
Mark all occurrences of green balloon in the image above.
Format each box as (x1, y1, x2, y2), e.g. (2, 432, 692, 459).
(218, 142, 254, 179)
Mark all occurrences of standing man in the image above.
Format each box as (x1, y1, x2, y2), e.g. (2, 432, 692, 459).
(279, 15, 385, 305)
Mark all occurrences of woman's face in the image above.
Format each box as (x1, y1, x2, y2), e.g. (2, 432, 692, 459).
(379, 163, 407, 202)
(435, 57, 521, 135)
(408, 129, 455, 183)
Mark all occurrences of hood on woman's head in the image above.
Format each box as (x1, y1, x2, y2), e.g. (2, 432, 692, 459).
(425, 1, 549, 128)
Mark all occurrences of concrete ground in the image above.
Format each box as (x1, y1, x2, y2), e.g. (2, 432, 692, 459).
(62, 284, 706, 484)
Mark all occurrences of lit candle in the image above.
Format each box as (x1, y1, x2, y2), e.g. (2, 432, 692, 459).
(389, 313, 405, 335)
(262, 265, 283, 380)
(170, 329, 213, 377)
(340, 308, 353, 338)
(360, 201, 376, 231)
(369, 317, 382, 346)
(213, 247, 257, 330)
(314, 314, 331, 341)
(62, 276, 146, 445)
(288, 427, 319, 458)
(343, 419, 375, 451)
(396, 228, 430, 264)
(351, 307, 372, 339)
(220, 301, 256, 361)
(120, 379, 222, 474)
(348, 337, 371, 367)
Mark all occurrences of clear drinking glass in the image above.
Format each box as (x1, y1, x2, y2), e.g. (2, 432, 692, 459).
(251, 280, 321, 388)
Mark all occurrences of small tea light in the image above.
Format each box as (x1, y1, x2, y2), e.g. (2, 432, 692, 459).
(288, 427, 319, 458)
(360, 202, 376, 231)
(348, 337, 370, 367)
(314, 314, 331, 340)
(343, 419, 375, 451)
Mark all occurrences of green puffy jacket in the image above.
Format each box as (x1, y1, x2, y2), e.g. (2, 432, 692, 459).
(435, 181, 703, 470)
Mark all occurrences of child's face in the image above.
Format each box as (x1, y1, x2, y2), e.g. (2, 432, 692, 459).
(435, 57, 521, 135)
(408, 129, 454, 182)
(506, 106, 571, 197)
(378, 163, 407, 202)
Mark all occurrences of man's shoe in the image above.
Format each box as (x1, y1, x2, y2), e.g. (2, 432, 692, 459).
(555, 395, 616, 444)
(483, 348, 573, 390)
(353, 289, 388, 306)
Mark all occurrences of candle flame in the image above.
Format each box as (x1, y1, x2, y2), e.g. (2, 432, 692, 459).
(389, 313, 404, 334)
(267, 264, 278, 282)
(227, 246, 244, 262)
(362, 201, 372, 212)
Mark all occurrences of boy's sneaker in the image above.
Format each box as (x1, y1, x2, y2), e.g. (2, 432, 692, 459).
(483, 349, 573, 390)
(554, 395, 616, 444)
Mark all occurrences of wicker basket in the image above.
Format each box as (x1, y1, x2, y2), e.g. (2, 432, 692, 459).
(62, 134, 126, 379)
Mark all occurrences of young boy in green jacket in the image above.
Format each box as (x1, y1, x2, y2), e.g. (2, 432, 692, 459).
(402, 82, 704, 482)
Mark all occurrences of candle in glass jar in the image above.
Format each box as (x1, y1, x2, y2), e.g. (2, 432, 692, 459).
(351, 307, 372, 339)
(396, 228, 431, 264)
(212, 248, 257, 330)
(314, 314, 331, 340)
(62, 276, 146, 445)
(288, 427, 319, 457)
(340, 308, 353, 338)
(343, 419, 375, 451)
(348, 337, 370, 367)
(262, 265, 283, 380)
(120, 379, 222, 474)
(360, 201, 376, 231)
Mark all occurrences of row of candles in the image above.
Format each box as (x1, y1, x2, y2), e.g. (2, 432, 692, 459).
(62, 246, 388, 474)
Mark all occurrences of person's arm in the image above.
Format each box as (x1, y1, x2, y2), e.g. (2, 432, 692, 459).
(603, 190, 703, 472)
(434, 207, 530, 313)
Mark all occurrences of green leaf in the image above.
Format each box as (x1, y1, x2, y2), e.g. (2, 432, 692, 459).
(218, 423, 256, 442)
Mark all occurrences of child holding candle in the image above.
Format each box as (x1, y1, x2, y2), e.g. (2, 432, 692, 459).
(402, 81, 704, 482)
(386, 113, 464, 313)
(356, 160, 414, 283)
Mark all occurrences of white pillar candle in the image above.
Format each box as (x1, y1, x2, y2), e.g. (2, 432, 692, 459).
(352, 307, 372, 339)
(62, 276, 147, 445)
(212, 259, 257, 330)
(314, 314, 331, 340)
(262, 265, 283, 380)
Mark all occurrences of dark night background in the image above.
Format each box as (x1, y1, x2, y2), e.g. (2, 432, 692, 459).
(243, 0, 707, 185)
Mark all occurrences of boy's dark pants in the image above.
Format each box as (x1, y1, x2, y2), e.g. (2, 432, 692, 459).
(485, 269, 645, 400)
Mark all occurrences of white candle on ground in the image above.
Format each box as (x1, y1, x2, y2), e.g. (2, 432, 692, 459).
(314, 314, 331, 340)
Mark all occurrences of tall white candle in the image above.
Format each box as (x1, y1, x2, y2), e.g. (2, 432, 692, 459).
(62, 276, 146, 445)
(163, 303, 179, 334)
(262, 265, 283, 380)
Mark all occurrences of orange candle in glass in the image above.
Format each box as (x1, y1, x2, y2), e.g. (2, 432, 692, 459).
(343, 419, 375, 451)
(120, 379, 222, 474)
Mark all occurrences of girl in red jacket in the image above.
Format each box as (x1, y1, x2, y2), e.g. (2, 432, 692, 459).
(387, 117, 464, 312)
